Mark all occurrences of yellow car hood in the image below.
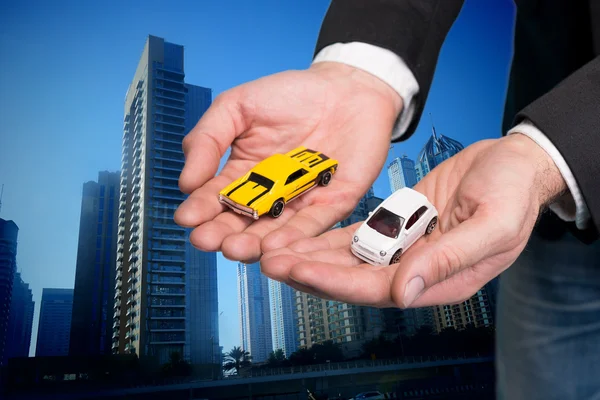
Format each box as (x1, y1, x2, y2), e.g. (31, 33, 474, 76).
(222, 179, 271, 208)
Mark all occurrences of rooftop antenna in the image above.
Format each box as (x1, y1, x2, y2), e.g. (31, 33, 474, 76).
(429, 113, 438, 139)
(0, 184, 4, 215)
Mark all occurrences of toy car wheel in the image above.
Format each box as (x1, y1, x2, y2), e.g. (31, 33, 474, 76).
(390, 249, 403, 265)
(426, 217, 438, 234)
(319, 171, 332, 186)
(270, 199, 285, 218)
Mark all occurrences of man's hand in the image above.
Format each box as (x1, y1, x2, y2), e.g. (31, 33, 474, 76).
(174, 62, 402, 263)
(260, 133, 567, 308)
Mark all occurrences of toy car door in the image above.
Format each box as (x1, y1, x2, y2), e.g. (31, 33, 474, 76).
(403, 206, 429, 248)
(284, 168, 310, 201)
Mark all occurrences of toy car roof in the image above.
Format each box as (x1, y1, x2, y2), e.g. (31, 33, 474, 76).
(249, 147, 332, 182)
(377, 187, 430, 217)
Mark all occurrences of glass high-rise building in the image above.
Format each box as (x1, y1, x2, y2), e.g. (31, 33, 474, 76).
(112, 35, 218, 366)
(237, 262, 272, 363)
(70, 171, 119, 356)
(268, 279, 297, 357)
(4, 271, 34, 363)
(388, 155, 418, 193)
(36, 288, 73, 356)
(415, 124, 465, 182)
(0, 218, 18, 366)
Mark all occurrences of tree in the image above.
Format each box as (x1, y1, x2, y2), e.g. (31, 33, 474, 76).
(223, 346, 252, 375)
(161, 351, 192, 377)
(267, 348, 286, 367)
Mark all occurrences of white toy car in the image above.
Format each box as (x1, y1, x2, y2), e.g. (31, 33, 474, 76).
(350, 187, 438, 266)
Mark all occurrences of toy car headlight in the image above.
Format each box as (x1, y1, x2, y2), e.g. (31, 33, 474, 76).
(353, 236, 359, 243)
(218, 194, 224, 202)
(380, 250, 386, 257)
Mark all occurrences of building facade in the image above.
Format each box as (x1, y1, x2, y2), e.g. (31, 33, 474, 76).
(112, 35, 218, 365)
(0, 218, 18, 366)
(268, 279, 297, 357)
(36, 288, 73, 356)
(70, 171, 119, 356)
(238, 262, 272, 363)
(388, 155, 418, 193)
(4, 272, 34, 363)
(415, 124, 465, 182)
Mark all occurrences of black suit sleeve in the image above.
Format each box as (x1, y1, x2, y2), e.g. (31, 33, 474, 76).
(314, 0, 465, 141)
(513, 55, 600, 234)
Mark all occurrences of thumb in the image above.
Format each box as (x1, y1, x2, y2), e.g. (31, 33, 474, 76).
(391, 209, 519, 308)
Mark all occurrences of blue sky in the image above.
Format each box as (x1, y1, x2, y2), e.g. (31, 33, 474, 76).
(0, 0, 515, 356)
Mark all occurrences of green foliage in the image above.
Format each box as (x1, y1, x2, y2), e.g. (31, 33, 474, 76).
(223, 346, 252, 375)
(160, 352, 192, 377)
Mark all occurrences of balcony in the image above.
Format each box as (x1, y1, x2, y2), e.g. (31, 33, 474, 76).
(128, 263, 138, 274)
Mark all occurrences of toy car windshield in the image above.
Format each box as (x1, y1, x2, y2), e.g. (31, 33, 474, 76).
(366, 208, 405, 239)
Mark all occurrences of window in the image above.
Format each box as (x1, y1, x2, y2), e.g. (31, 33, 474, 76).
(367, 207, 404, 238)
(406, 206, 427, 230)
(285, 168, 308, 185)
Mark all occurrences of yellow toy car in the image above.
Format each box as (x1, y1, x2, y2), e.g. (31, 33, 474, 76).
(218, 146, 338, 219)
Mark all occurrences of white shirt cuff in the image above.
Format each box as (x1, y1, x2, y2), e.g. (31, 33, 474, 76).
(508, 120, 591, 230)
(312, 42, 420, 140)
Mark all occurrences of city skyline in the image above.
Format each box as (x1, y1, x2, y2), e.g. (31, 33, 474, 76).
(0, 1, 517, 355)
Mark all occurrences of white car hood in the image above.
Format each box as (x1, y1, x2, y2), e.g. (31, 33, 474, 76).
(355, 223, 400, 251)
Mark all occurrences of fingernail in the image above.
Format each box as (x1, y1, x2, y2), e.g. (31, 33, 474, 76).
(404, 276, 425, 307)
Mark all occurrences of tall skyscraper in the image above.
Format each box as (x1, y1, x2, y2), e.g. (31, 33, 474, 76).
(112, 35, 218, 366)
(237, 262, 272, 363)
(70, 171, 119, 356)
(0, 218, 18, 366)
(388, 155, 418, 192)
(36, 288, 73, 356)
(415, 123, 465, 182)
(268, 279, 297, 357)
(4, 272, 34, 363)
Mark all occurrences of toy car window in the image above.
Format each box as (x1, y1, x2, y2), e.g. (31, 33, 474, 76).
(405, 210, 421, 230)
(248, 172, 275, 190)
(417, 205, 428, 217)
(366, 207, 405, 239)
(285, 169, 308, 185)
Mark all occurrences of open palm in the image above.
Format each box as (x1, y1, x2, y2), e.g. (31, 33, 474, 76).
(174, 63, 402, 263)
(260, 134, 558, 308)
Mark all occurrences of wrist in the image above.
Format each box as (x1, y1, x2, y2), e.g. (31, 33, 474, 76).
(504, 133, 568, 210)
(310, 61, 403, 116)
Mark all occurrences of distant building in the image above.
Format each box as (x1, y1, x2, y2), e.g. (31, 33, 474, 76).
(238, 262, 272, 363)
(0, 218, 19, 366)
(415, 123, 465, 182)
(70, 171, 119, 356)
(388, 155, 418, 193)
(4, 272, 34, 363)
(36, 289, 74, 356)
(268, 279, 297, 357)
(112, 35, 218, 366)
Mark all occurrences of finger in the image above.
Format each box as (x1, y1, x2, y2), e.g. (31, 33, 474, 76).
(391, 207, 519, 308)
(174, 164, 248, 228)
(220, 205, 299, 262)
(288, 223, 359, 253)
(260, 244, 362, 282)
(288, 261, 396, 307)
(408, 259, 506, 308)
(179, 92, 244, 194)
(188, 211, 253, 252)
(261, 200, 352, 253)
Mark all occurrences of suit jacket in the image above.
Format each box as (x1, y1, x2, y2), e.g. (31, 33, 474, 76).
(314, 0, 599, 243)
